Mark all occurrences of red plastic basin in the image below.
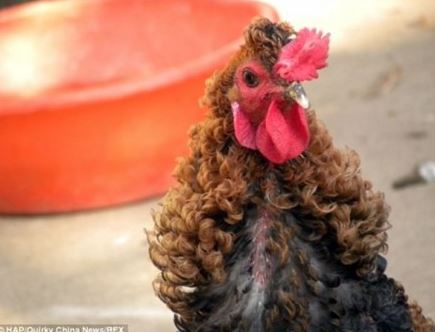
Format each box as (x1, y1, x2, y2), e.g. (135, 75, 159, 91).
(0, 0, 278, 214)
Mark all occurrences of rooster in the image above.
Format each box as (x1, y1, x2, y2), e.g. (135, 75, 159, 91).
(149, 18, 434, 332)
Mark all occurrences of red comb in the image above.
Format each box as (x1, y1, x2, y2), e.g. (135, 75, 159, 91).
(274, 28, 330, 82)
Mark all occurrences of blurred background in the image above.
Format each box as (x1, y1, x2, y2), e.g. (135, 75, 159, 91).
(0, 0, 434, 331)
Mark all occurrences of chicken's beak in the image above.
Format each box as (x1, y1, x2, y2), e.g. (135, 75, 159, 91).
(284, 82, 310, 109)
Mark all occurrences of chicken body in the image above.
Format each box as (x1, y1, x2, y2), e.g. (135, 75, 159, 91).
(184, 203, 411, 331)
(149, 18, 434, 332)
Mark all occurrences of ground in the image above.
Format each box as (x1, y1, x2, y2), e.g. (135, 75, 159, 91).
(0, 0, 434, 331)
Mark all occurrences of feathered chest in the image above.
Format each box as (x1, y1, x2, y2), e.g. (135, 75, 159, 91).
(187, 206, 412, 332)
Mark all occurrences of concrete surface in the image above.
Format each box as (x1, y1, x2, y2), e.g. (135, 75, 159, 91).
(1, 0, 434, 331)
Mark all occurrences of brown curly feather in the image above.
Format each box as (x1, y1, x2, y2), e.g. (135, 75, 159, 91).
(148, 17, 434, 331)
(410, 302, 435, 332)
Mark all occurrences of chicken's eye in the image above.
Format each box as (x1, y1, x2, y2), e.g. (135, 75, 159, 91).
(242, 69, 260, 88)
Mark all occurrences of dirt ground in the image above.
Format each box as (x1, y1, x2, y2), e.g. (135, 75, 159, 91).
(0, 0, 434, 331)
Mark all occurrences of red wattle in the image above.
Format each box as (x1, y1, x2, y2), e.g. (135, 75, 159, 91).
(232, 100, 309, 164)
(256, 100, 309, 164)
(255, 121, 283, 163)
(232, 101, 257, 149)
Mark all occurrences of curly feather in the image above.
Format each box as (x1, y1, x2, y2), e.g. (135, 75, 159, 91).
(148, 17, 434, 332)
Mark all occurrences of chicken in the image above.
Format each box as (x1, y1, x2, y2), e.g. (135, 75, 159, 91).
(149, 18, 434, 332)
